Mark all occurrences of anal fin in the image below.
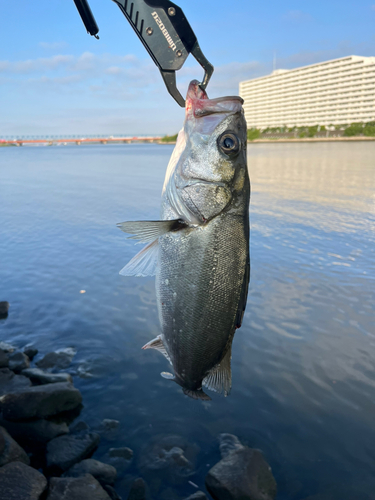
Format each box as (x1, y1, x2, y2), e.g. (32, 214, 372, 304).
(203, 345, 232, 397)
(142, 335, 171, 364)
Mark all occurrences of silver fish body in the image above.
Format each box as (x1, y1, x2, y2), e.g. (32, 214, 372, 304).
(118, 81, 250, 400)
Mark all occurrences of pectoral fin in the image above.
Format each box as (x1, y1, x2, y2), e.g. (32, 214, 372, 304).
(119, 240, 158, 277)
(117, 219, 187, 242)
(203, 345, 232, 397)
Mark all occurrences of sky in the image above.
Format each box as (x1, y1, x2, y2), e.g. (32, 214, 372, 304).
(1, 0, 375, 136)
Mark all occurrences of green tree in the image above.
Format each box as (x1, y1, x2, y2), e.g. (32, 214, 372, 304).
(308, 125, 319, 137)
(247, 128, 261, 141)
(161, 134, 178, 143)
(343, 123, 363, 137)
(364, 125, 375, 137)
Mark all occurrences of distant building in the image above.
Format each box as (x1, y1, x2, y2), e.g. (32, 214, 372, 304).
(239, 55, 375, 128)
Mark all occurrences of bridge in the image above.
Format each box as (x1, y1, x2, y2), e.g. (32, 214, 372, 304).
(0, 136, 163, 146)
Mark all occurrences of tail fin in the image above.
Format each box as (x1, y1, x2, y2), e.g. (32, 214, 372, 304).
(183, 388, 211, 401)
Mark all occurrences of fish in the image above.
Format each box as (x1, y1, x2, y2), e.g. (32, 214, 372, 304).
(118, 80, 250, 400)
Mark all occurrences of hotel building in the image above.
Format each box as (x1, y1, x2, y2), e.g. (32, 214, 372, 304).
(239, 55, 375, 128)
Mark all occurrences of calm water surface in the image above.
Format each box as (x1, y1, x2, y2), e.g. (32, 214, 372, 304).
(1, 142, 374, 499)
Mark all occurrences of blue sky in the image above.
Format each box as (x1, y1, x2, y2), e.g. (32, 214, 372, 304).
(1, 0, 375, 136)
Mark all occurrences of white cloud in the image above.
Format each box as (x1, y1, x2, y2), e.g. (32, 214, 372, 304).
(2, 40, 375, 136)
(0, 55, 74, 74)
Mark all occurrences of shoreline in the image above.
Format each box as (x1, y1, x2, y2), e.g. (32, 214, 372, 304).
(2, 136, 374, 148)
(159, 136, 375, 145)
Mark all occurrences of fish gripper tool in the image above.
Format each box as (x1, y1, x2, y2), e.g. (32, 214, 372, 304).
(72, 0, 214, 107)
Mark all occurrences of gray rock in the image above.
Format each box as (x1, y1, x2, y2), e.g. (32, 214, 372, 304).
(0, 461, 47, 500)
(0, 425, 30, 466)
(0, 341, 16, 353)
(70, 420, 89, 433)
(46, 474, 111, 500)
(0, 414, 69, 444)
(23, 347, 38, 360)
(46, 431, 100, 472)
(107, 447, 134, 476)
(219, 433, 244, 458)
(36, 348, 76, 370)
(0, 350, 9, 368)
(127, 478, 146, 500)
(0, 301, 9, 319)
(205, 437, 277, 500)
(102, 419, 120, 430)
(0, 382, 82, 421)
(140, 435, 194, 477)
(109, 447, 133, 460)
(183, 492, 208, 500)
(64, 458, 117, 485)
(0, 368, 31, 397)
(139, 434, 197, 487)
(8, 352, 30, 373)
(104, 485, 122, 500)
(22, 367, 73, 385)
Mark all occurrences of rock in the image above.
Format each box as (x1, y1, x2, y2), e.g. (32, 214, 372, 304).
(219, 433, 243, 458)
(46, 431, 100, 472)
(64, 458, 117, 485)
(127, 478, 147, 500)
(104, 485, 122, 500)
(70, 420, 89, 433)
(22, 367, 72, 385)
(183, 492, 208, 500)
(139, 435, 195, 485)
(36, 348, 76, 370)
(109, 447, 133, 460)
(0, 301, 9, 319)
(0, 461, 47, 500)
(8, 352, 30, 373)
(0, 382, 82, 421)
(0, 350, 9, 368)
(0, 425, 30, 466)
(0, 368, 31, 397)
(0, 341, 16, 353)
(205, 435, 277, 500)
(0, 414, 69, 445)
(46, 474, 111, 500)
(23, 346, 38, 360)
(102, 419, 120, 430)
(107, 446, 134, 476)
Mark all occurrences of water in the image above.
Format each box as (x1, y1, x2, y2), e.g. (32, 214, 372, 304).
(1, 142, 374, 499)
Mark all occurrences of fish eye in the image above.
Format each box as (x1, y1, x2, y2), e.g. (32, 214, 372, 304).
(218, 132, 240, 156)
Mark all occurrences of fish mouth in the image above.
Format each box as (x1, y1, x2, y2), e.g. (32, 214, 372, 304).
(186, 80, 243, 118)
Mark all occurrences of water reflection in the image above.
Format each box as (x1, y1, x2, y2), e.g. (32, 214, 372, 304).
(0, 143, 374, 499)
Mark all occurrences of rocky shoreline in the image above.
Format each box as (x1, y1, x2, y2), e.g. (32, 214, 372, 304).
(0, 302, 277, 500)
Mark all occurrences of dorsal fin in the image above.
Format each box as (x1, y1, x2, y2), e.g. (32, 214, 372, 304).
(202, 344, 232, 397)
(142, 335, 171, 364)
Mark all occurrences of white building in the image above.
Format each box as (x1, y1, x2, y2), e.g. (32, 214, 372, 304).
(239, 55, 375, 128)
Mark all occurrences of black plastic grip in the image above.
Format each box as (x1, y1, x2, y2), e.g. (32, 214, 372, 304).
(144, 0, 196, 52)
(73, 0, 99, 37)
